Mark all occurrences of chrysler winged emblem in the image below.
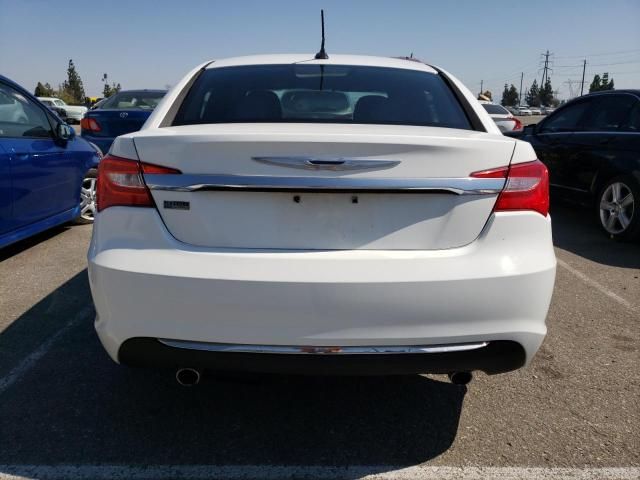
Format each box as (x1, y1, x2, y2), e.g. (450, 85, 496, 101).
(119, 112, 128, 118)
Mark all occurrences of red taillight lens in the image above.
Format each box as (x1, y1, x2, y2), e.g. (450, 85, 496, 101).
(80, 117, 101, 132)
(512, 117, 523, 131)
(97, 155, 180, 212)
(471, 160, 549, 216)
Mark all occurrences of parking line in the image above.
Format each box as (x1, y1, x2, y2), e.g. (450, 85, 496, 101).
(0, 305, 92, 395)
(556, 258, 637, 313)
(0, 465, 638, 480)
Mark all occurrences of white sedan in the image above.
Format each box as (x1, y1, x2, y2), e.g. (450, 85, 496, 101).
(479, 101, 523, 133)
(37, 97, 87, 123)
(89, 54, 556, 385)
(514, 105, 533, 116)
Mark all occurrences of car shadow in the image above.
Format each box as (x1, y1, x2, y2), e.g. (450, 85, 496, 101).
(551, 202, 640, 269)
(0, 225, 70, 262)
(0, 270, 466, 474)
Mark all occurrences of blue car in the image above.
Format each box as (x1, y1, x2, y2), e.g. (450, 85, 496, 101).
(0, 75, 101, 249)
(81, 89, 166, 154)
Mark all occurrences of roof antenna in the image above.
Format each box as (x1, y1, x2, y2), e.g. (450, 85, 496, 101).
(314, 10, 329, 59)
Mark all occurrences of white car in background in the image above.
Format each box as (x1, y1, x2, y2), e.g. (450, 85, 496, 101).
(541, 105, 555, 115)
(529, 106, 542, 115)
(514, 105, 533, 116)
(37, 97, 87, 123)
(479, 101, 523, 133)
(89, 54, 556, 386)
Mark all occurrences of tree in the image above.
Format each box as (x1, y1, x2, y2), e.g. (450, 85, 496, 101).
(101, 73, 121, 98)
(589, 73, 615, 93)
(525, 80, 540, 106)
(34, 82, 55, 97)
(61, 59, 85, 104)
(501, 84, 509, 106)
(501, 84, 519, 106)
(601, 72, 614, 91)
(539, 77, 554, 106)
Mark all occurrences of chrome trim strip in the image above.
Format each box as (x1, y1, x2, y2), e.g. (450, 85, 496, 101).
(157, 339, 489, 355)
(145, 174, 504, 195)
(252, 156, 401, 171)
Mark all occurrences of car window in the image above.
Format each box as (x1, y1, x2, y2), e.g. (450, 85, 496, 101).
(538, 100, 590, 133)
(173, 64, 472, 130)
(0, 83, 53, 138)
(624, 101, 640, 132)
(482, 104, 510, 115)
(101, 91, 166, 110)
(579, 95, 636, 132)
(53, 99, 66, 107)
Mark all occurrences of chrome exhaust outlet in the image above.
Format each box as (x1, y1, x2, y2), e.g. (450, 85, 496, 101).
(176, 368, 201, 386)
(448, 371, 473, 385)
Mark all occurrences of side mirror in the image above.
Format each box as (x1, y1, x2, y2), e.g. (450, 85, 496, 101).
(56, 123, 74, 141)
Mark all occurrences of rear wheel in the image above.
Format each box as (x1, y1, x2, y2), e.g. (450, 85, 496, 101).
(76, 168, 97, 224)
(597, 176, 639, 241)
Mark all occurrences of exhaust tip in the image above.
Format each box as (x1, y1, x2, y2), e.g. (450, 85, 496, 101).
(448, 371, 473, 386)
(176, 368, 201, 387)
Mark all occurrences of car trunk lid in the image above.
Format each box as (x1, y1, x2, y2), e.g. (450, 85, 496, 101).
(135, 124, 515, 250)
(84, 109, 151, 137)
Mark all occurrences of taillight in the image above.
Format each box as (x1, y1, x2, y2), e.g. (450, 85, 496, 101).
(97, 155, 180, 212)
(471, 160, 549, 216)
(511, 117, 523, 131)
(80, 117, 102, 132)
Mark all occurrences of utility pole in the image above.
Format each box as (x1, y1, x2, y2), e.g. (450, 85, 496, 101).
(540, 50, 550, 87)
(519, 72, 524, 106)
(580, 59, 587, 96)
(480, 80, 483, 95)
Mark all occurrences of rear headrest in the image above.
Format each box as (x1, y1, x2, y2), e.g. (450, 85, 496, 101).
(353, 95, 390, 123)
(233, 90, 282, 120)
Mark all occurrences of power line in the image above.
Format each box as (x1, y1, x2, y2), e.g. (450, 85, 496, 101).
(554, 48, 640, 59)
(555, 59, 640, 68)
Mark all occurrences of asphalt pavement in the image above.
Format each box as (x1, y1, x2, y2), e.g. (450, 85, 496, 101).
(0, 203, 638, 480)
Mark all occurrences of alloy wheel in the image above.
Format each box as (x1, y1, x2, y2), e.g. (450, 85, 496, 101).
(599, 182, 635, 234)
(80, 176, 97, 222)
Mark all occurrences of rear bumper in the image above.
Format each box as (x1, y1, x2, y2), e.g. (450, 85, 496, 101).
(119, 338, 526, 375)
(88, 208, 556, 374)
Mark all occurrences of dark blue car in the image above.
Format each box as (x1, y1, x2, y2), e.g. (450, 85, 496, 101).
(0, 75, 100, 249)
(81, 89, 166, 154)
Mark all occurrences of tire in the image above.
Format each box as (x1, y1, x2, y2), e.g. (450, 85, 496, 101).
(75, 168, 97, 224)
(596, 175, 640, 241)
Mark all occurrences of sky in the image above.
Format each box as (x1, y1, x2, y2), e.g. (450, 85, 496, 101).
(1, 0, 639, 100)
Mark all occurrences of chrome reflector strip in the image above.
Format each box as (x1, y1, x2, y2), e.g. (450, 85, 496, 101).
(252, 156, 401, 171)
(158, 339, 489, 355)
(145, 174, 504, 195)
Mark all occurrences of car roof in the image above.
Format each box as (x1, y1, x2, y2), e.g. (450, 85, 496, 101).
(582, 89, 640, 97)
(113, 89, 167, 94)
(205, 54, 438, 74)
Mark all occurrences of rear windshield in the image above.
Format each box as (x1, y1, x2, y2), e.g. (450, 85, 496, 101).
(101, 91, 165, 110)
(482, 104, 510, 115)
(172, 64, 472, 130)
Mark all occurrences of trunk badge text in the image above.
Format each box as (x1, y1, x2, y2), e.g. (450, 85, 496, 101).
(164, 200, 190, 210)
(119, 112, 128, 118)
